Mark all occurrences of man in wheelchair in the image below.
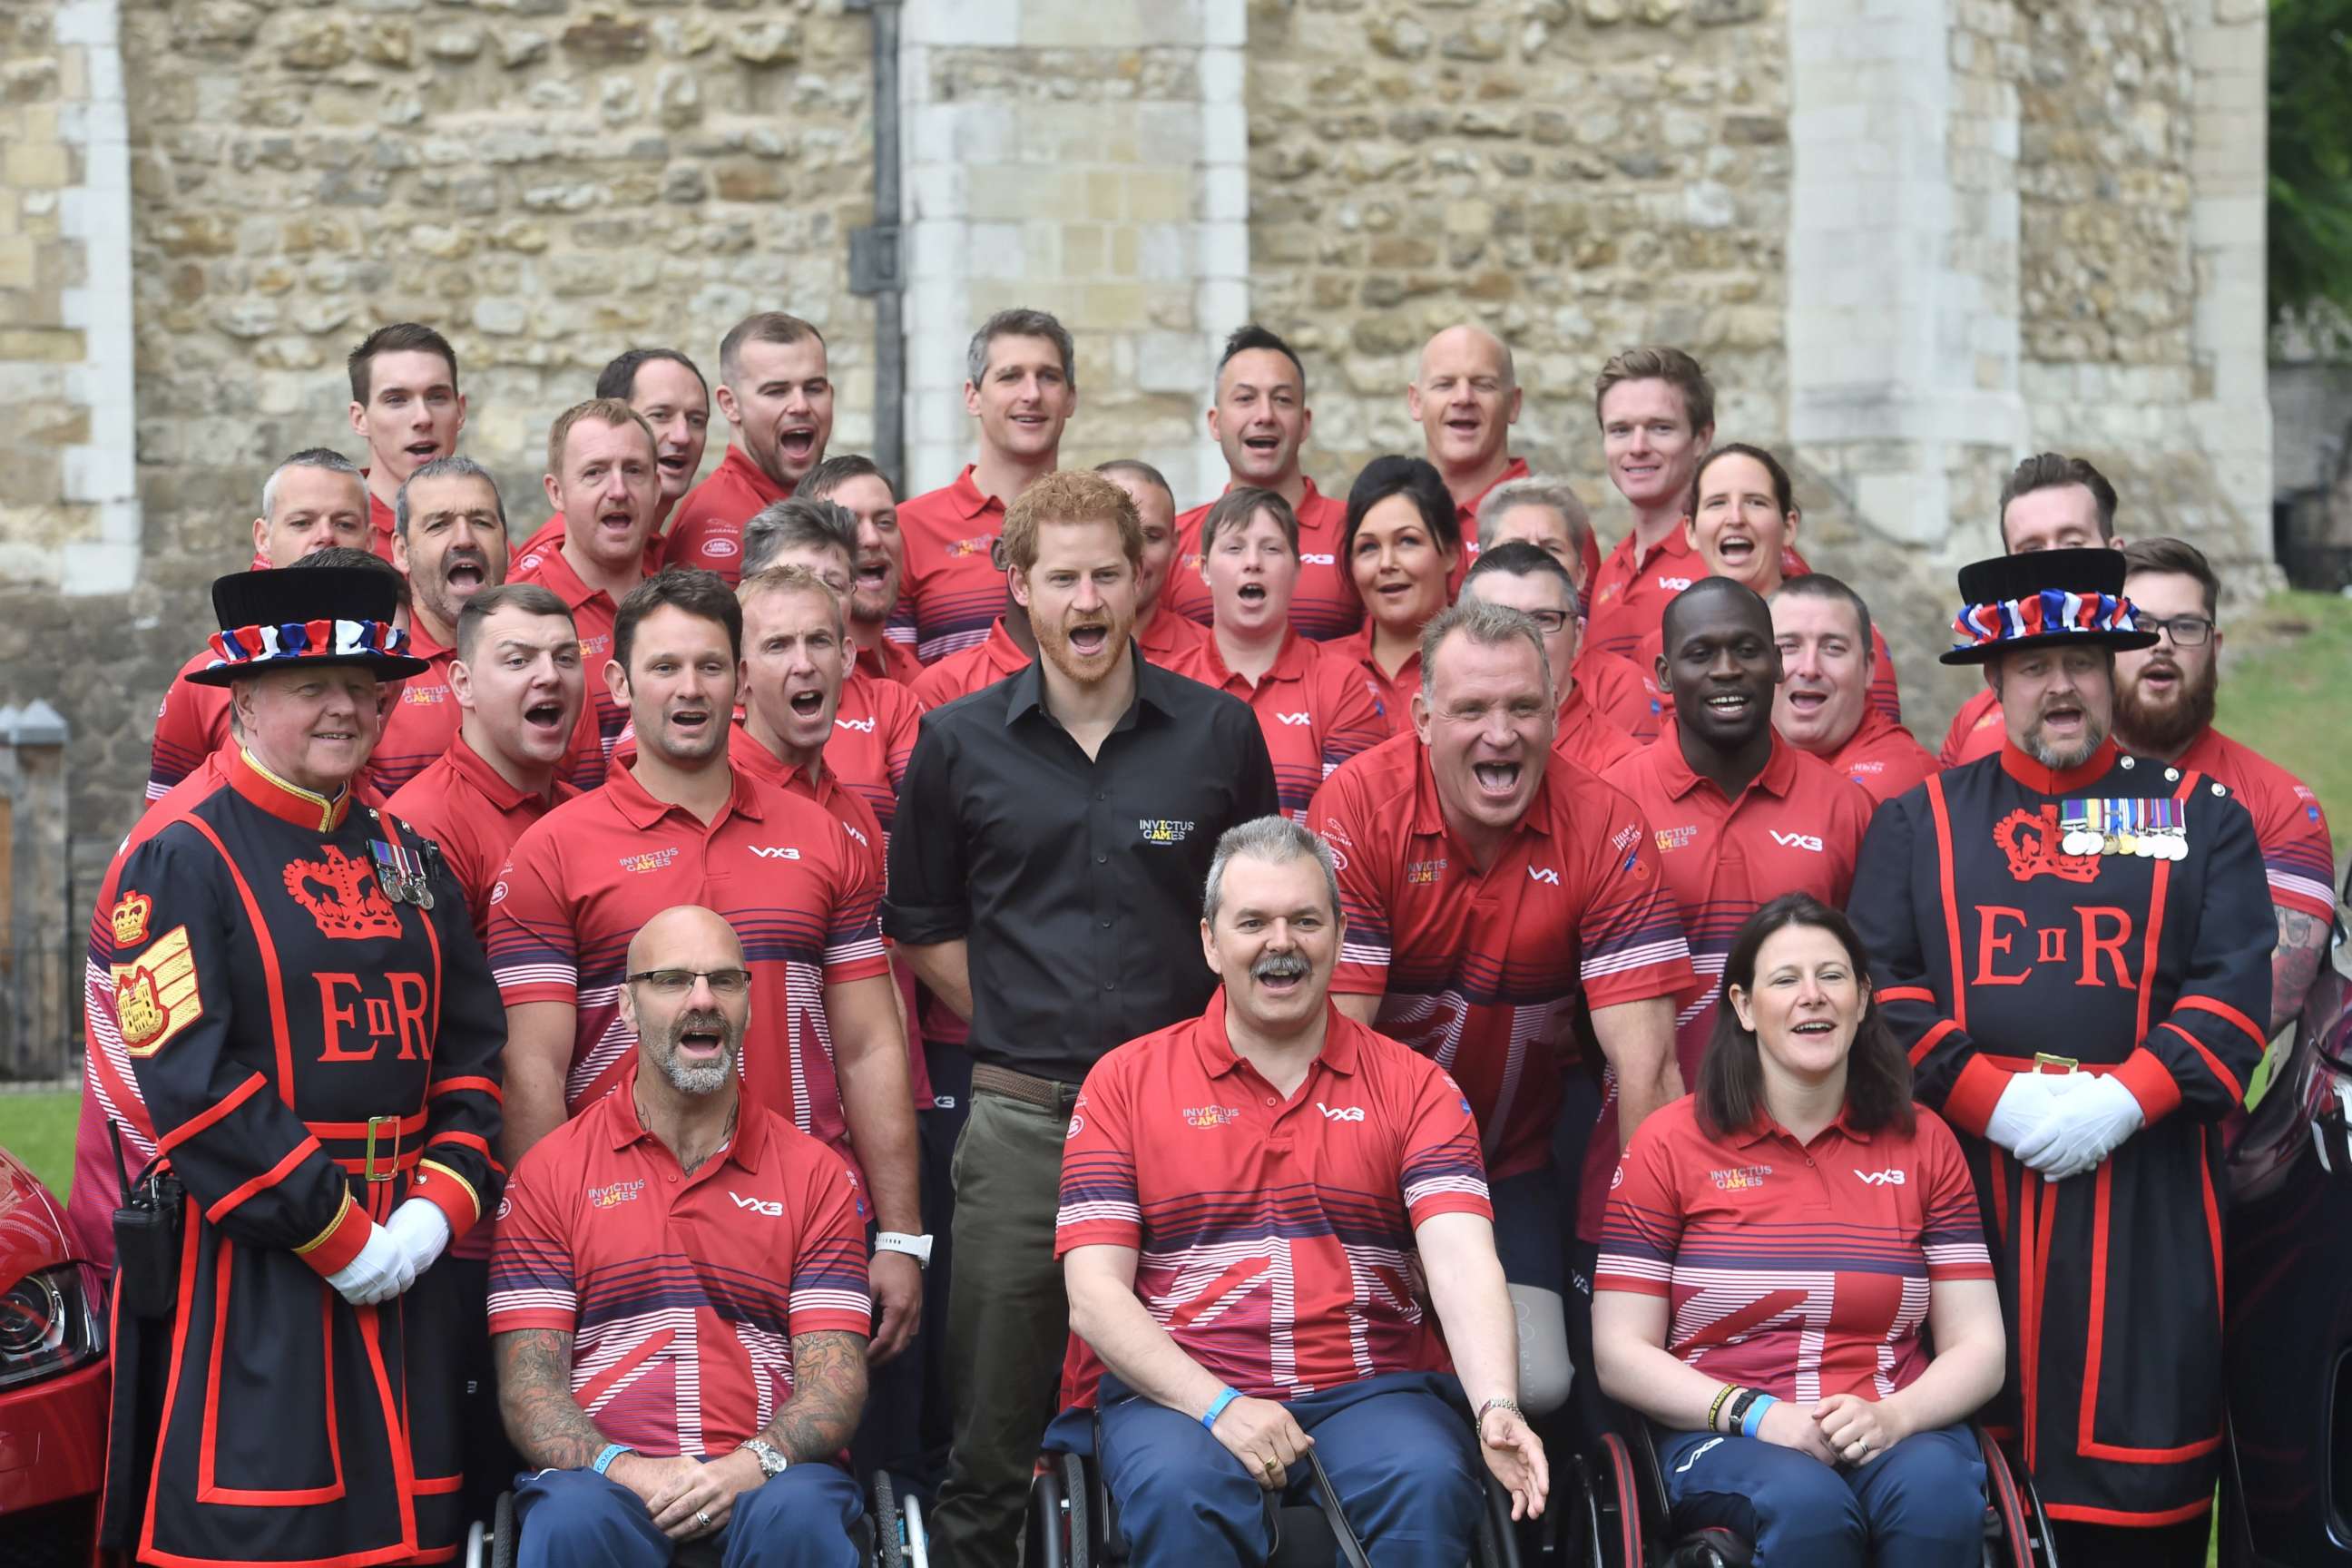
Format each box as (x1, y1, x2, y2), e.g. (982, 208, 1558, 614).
(487, 906, 876, 1566)
(1590, 896, 2007, 1567)
(1055, 817, 1548, 1565)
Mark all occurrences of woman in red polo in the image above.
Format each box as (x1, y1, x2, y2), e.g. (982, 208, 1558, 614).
(1592, 894, 2006, 1566)
(1331, 456, 1461, 718)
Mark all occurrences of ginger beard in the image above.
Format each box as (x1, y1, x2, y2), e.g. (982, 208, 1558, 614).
(1015, 517, 1138, 690)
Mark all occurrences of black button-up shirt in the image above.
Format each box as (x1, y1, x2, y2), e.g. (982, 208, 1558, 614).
(885, 649, 1279, 1083)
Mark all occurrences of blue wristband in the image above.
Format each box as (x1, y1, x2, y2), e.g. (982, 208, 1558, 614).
(1740, 1394, 1778, 1438)
(1201, 1387, 1243, 1431)
(593, 1443, 632, 1476)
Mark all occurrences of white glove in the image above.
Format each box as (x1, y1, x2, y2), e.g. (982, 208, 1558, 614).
(327, 1220, 419, 1305)
(2013, 1073, 2144, 1181)
(1983, 1073, 2059, 1154)
(384, 1197, 454, 1278)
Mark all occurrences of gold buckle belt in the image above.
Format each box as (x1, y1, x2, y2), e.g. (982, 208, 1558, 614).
(362, 1113, 403, 1182)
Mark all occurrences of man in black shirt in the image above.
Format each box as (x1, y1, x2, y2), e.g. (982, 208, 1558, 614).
(887, 468, 1278, 1565)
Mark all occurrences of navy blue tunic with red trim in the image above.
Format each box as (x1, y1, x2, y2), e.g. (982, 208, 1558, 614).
(1847, 737, 2271, 1530)
(103, 750, 505, 1568)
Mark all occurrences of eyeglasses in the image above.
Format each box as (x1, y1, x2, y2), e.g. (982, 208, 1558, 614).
(1522, 609, 1572, 635)
(2145, 614, 2214, 647)
(625, 968, 753, 996)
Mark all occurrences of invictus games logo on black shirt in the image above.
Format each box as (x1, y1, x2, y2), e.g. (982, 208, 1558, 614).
(1137, 818, 1195, 846)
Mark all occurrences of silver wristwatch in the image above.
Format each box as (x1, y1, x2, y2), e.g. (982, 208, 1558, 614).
(875, 1231, 934, 1268)
(743, 1439, 789, 1477)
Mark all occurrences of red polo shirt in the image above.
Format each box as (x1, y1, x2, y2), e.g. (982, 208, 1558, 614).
(1602, 733, 1875, 1077)
(369, 622, 461, 794)
(515, 515, 665, 581)
(1595, 1096, 1993, 1405)
(908, 616, 1030, 712)
(1939, 686, 2004, 767)
(1554, 685, 1643, 777)
(1818, 708, 1939, 805)
(1166, 631, 1392, 818)
(386, 733, 580, 946)
(2178, 727, 2337, 921)
(1307, 733, 1694, 1179)
(667, 446, 791, 586)
(488, 763, 888, 1157)
(1575, 647, 1661, 744)
(852, 637, 924, 687)
(896, 466, 1007, 663)
(148, 648, 235, 800)
(1055, 992, 1491, 1398)
(1585, 526, 1701, 662)
(1134, 606, 1212, 671)
(487, 1064, 873, 1459)
(1166, 476, 1361, 642)
(512, 544, 636, 760)
(1328, 625, 1425, 727)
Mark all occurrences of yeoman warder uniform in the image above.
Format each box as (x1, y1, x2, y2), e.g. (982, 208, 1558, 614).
(1848, 549, 2271, 1546)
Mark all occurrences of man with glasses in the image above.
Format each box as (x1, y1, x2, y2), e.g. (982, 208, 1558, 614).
(491, 904, 875, 1568)
(2113, 538, 2335, 1033)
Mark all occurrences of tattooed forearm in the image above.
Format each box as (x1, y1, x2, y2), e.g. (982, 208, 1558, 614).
(495, 1328, 610, 1471)
(2270, 906, 2329, 1036)
(757, 1330, 870, 1462)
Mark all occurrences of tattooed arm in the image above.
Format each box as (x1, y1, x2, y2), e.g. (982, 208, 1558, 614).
(749, 1329, 870, 1461)
(2271, 906, 2329, 1039)
(494, 1327, 610, 1472)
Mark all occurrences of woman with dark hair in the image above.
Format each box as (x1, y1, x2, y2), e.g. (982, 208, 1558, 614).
(1331, 455, 1462, 716)
(1590, 894, 2005, 1567)
(1643, 442, 1901, 722)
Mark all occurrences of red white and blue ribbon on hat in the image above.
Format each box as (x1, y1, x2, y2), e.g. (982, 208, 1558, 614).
(204, 617, 410, 675)
(1950, 590, 2141, 654)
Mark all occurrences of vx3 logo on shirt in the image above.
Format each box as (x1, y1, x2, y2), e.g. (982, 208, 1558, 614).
(1276, 712, 1313, 727)
(1855, 1170, 1906, 1186)
(1302, 553, 1336, 566)
(1769, 831, 1824, 852)
(730, 1191, 784, 1217)
(836, 716, 877, 733)
(1527, 866, 1562, 886)
(1318, 1103, 1366, 1122)
(750, 846, 803, 859)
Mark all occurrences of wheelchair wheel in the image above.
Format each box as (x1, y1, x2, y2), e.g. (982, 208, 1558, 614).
(1059, 1450, 1095, 1566)
(899, 1486, 930, 1567)
(1026, 1464, 1072, 1568)
(1587, 1432, 1644, 1568)
(1975, 1430, 2059, 1568)
(872, 1470, 904, 1568)
(1474, 1468, 1522, 1567)
(489, 1490, 517, 1568)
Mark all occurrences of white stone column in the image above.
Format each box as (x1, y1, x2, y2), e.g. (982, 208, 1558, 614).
(2185, 0, 2273, 541)
(1785, 0, 2024, 551)
(897, 0, 1246, 496)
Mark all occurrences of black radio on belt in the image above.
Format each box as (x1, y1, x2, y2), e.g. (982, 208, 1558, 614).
(109, 1119, 185, 1320)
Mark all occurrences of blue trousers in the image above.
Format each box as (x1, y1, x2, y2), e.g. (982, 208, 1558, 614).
(513, 1462, 865, 1568)
(1096, 1370, 1482, 1567)
(1655, 1422, 1985, 1568)
(1488, 1161, 1564, 1296)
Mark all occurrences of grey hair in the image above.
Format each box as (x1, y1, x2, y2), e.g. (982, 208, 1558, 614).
(965, 308, 1076, 390)
(395, 455, 507, 540)
(742, 496, 858, 577)
(1478, 477, 1592, 557)
(260, 447, 363, 521)
(1419, 598, 1554, 710)
(1202, 816, 1342, 930)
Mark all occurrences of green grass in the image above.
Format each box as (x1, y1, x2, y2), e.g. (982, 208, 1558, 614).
(2219, 588, 2352, 841)
(0, 1090, 77, 1202)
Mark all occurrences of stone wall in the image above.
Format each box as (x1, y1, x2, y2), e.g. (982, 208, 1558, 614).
(0, 0, 880, 857)
(1243, 0, 1794, 506)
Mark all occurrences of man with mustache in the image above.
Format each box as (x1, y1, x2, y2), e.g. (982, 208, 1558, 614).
(1060, 817, 1548, 1560)
(886, 470, 1277, 1564)
(896, 309, 1079, 663)
(491, 904, 876, 1566)
(1769, 572, 1940, 804)
(2112, 537, 2335, 1034)
(669, 314, 836, 584)
(1306, 597, 1691, 1449)
(369, 456, 514, 792)
(1849, 546, 2273, 1567)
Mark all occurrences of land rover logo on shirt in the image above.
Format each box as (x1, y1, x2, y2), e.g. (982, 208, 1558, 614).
(1138, 818, 1195, 846)
(702, 538, 740, 558)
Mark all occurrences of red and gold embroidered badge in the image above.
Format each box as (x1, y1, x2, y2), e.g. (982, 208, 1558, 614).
(112, 926, 202, 1055)
(283, 845, 403, 940)
(1993, 806, 2098, 884)
(111, 890, 152, 946)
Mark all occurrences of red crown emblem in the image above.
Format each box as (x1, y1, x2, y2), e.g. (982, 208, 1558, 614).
(1993, 806, 2099, 884)
(282, 846, 404, 940)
